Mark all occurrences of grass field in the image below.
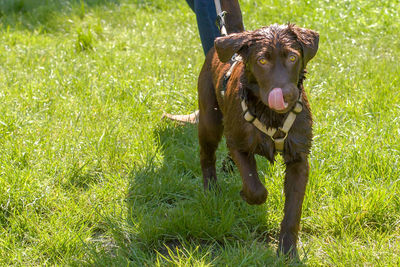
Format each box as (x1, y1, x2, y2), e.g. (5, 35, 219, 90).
(0, 0, 399, 265)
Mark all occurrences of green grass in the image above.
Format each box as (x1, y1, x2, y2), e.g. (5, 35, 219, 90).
(0, 0, 399, 265)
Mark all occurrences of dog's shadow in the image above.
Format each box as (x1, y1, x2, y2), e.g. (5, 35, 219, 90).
(125, 122, 282, 264)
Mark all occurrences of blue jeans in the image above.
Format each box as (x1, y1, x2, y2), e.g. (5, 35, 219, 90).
(186, 0, 221, 55)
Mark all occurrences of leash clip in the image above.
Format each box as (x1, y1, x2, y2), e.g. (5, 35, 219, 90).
(216, 11, 227, 36)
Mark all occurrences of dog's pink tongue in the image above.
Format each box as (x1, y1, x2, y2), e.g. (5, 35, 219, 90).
(268, 88, 286, 111)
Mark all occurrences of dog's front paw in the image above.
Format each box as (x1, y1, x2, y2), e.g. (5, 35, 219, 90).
(240, 186, 268, 205)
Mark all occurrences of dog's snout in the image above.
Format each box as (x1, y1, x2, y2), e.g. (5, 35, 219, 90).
(281, 86, 297, 102)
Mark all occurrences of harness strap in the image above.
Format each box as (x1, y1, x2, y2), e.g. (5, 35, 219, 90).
(221, 54, 242, 97)
(241, 100, 277, 136)
(241, 97, 303, 153)
(214, 0, 227, 36)
(280, 101, 303, 133)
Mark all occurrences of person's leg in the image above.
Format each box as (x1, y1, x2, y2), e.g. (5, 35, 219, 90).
(185, 0, 195, 12)
(194, 0, 220, 55)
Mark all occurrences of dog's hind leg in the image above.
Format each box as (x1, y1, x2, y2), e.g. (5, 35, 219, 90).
(197, 69, 223, 190)
(198, 115, 222, 190)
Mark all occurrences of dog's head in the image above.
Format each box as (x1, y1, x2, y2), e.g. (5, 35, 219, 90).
(215, 24, 319, 113)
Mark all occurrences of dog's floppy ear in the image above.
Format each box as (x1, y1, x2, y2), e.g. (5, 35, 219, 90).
(214, 32, 252, 62)
(291, 26, 319, 66)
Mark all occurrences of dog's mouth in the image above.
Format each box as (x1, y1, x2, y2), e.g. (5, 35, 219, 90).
(268, 87, 289, 111)
(260, 87, 293, 113)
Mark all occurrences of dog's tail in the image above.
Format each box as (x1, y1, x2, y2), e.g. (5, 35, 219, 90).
(162, 110, 199, 124)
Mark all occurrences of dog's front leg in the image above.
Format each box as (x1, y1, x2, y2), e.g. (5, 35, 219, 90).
(230, 149, 268, 205)
(278, 153, 309, 258)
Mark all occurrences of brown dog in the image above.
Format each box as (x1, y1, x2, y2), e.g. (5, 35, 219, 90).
(165, 22, 318, 258)
(196, 23, 319, 258)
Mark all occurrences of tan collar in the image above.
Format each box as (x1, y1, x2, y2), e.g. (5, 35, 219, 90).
(241, 97, 303, 153)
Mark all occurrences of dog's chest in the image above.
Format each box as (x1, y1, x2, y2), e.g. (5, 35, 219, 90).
(222, 114, 276, 161)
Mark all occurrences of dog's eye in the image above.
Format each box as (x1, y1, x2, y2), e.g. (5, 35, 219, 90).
(289, 55, 297, 62)
(258, 57, 267, 65)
